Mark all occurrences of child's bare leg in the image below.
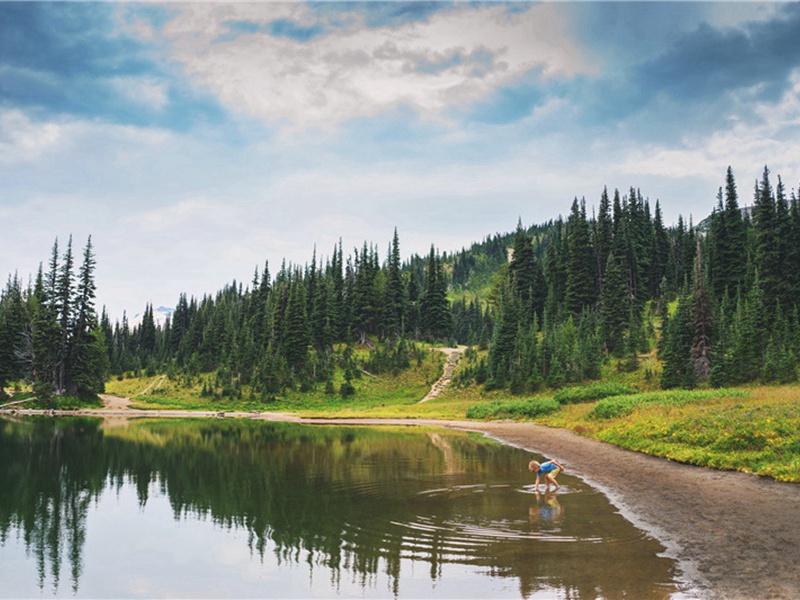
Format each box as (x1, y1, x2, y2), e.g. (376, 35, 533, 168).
(546, 474, 560, 489)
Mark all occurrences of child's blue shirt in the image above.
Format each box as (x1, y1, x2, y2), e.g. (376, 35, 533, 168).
(538, 461, 558, 475)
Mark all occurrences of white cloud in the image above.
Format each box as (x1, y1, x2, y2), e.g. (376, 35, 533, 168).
(0, 109, 172, 168)
(110, 76, 170, 111)
(155, 3, 591, 129)
(0, 110, 65, 164)
(616, 68, 800, 186)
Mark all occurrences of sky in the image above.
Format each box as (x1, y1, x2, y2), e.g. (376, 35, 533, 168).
(2, 1, 800, 321)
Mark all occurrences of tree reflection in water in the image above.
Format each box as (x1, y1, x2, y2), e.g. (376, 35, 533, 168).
(0, 417, 681, 598)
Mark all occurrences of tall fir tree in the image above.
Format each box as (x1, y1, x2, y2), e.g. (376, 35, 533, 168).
(420, 246, 451, 341)
(384, 228, 406, 339)
(752, 166, 781, 314)
(565, 198, 596, 314)
(599, 252, 629, 356)
(690, 241, 712, 383)
(660, 292, 695, 389)
(509, 223, 546, 324)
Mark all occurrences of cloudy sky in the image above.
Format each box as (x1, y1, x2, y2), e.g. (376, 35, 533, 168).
(2, 2, 800, 321)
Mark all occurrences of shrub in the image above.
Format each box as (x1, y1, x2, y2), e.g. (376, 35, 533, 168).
(466, 397, 560, 420)
(590, 388, 749, 419)
(554, 382, 635, 404)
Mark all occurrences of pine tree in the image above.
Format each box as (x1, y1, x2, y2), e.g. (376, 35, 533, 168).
(565, 198, 596, 314)
(0, 275, 27, 397)
(595, 186, 613, 295)
(718, 166, 747, 297)
(405, 264, 421, 339)
(283, 276, 310, 373)
(509, 223, 546, 324)
(752, 167, 781, 313)
(599, 252, 628, 356)
(139, 303, 157, 363)
(486, 274, 518, 389)
(774, 176, 793, 311)
(690, 241, 712, 383)
(384, 228, 406, 338)
(420, 246, 451, 341)
(68, 236, 107, 395)
(652, 200, 670, 299)
(660, 293, 695, 389)
(761, 304, 797, 384)
(789, 189, 800, 303)
(726, 282, 767, 384)
(55, 236, 75, 395)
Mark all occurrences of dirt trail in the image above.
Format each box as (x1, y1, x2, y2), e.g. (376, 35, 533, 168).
(99, 394, 131, 410)
(419, 346, 466, 402)
(2, 405, 799, 598)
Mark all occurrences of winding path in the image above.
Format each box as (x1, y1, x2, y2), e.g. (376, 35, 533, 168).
(418, 346, 466, 403)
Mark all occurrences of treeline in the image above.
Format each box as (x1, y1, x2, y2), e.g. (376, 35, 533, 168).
(0, 237, 107, 401)
(469, 165, 800, 392)
(99, 231, 452, 399)
(465, 186, 678, 391)
(3, 166, 800, 403)
(661, 166, 800, 388)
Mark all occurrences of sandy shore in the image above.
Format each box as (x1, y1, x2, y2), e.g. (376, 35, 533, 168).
(4, 405, 800, 599)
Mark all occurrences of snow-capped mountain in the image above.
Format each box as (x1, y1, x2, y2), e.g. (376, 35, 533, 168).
(129, 306, 174, 330)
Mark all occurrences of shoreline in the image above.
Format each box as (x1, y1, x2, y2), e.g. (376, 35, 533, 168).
(4, 407, 800, 599)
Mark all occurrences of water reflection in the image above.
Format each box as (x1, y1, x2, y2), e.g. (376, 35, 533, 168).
(0, 417, 681, 598)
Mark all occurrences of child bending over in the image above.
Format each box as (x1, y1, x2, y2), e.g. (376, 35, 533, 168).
(529, 459, 565, 491)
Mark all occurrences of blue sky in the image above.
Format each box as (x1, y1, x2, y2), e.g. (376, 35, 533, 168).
(2, 1, 800, 321)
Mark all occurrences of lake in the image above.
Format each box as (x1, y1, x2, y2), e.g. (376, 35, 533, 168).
(0, 417, 682, 598)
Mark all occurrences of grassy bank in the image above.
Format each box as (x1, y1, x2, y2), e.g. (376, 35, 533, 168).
(538, 385, 800, 483)
(92, 351, 800, 483)
(105, 347, 447, 416)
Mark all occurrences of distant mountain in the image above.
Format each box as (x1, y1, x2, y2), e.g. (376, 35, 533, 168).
(129, 306, 174, 330)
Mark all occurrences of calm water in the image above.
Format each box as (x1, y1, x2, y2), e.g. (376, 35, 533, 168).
(0, 417, 682, 598)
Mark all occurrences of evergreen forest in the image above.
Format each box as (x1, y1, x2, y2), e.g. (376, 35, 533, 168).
(2, 166, 800, 405)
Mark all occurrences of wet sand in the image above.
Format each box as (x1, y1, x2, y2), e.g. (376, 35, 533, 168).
(4, 406, 800, 599)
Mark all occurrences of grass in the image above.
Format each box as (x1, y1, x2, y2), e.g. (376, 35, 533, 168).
(589, 388, 748, 419)
(105, 348, 445, 416)
(542, 384, 800, 483)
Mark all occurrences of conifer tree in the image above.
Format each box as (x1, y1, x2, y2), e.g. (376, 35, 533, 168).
(594, 187, 613, 295)
(690, 241, 712, 383)
(405, 264, 421, 339)
(599, 252, 628, 356)
(283, 276, 309, 373)
(0, 275, 27, 397)
(565, 198, 596, 314)
(486, 274, 518, 389)
(509, 223, 546, 324)
(790, 190, 800, 302)
(774, 176, 793, 311)
(420, 246, 451, 341)
(717, 166, 747, 297)
(384, 228, 405, 338)
(139, 303, 157, 362)
(68, 236, 107, 395)
(55, 236, 75, 394)
(752, 167, 781, 313)
(660, 293, 695, 389)
(651, 200, 670, 299)
(761, 304, 797, 384)
(726, 282, 768, 384)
